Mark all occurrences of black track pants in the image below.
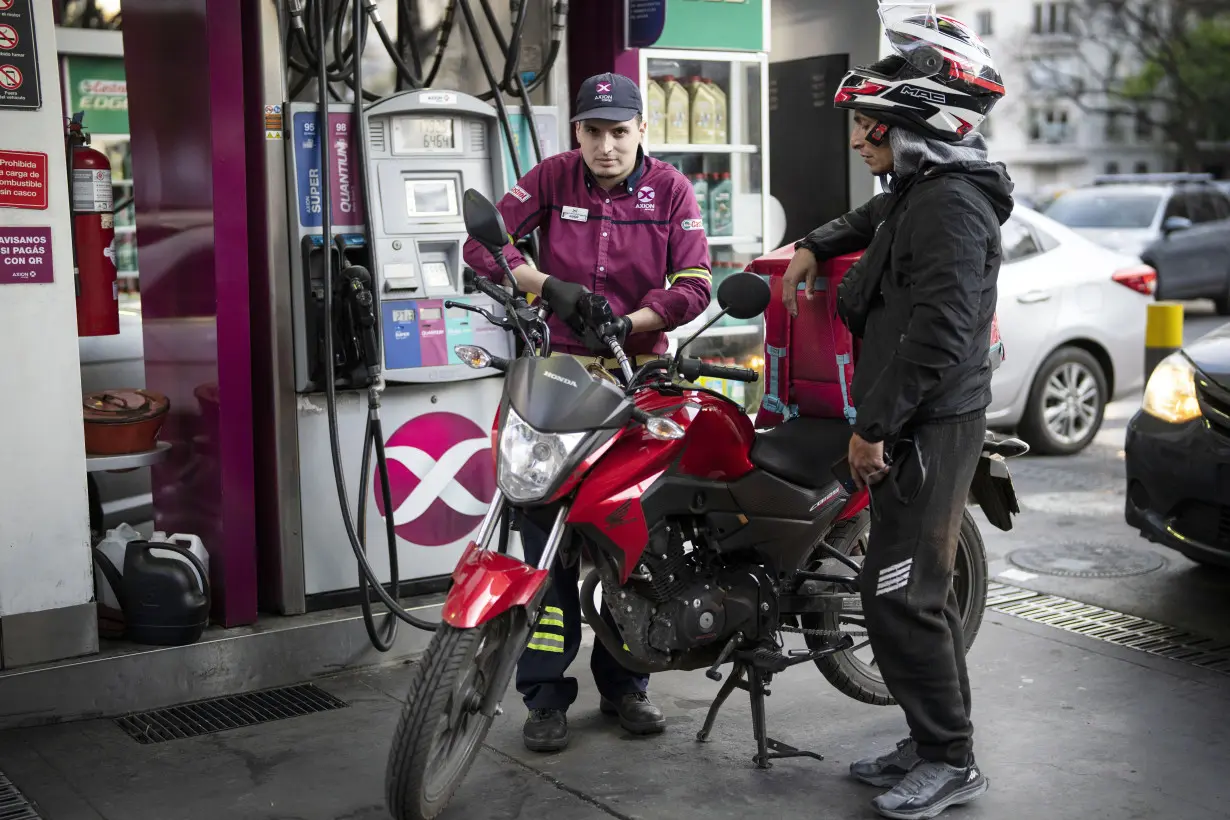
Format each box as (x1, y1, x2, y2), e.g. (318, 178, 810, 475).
(860, 415, 986, 767)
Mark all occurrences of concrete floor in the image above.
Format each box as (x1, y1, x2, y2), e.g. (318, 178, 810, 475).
(0, 612, 1227, 820)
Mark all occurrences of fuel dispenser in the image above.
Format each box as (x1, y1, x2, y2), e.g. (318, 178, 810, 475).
(286, 91, 518, 608)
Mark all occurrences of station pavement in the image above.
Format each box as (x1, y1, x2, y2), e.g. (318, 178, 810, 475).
(0, 606, 1226, 820)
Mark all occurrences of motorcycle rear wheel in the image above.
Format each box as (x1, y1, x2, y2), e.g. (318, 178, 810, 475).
(801, 507, 987, 706)
(385, 613, 513, 820)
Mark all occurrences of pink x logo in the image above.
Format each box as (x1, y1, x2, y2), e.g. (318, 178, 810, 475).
(597, 82, 612, 94)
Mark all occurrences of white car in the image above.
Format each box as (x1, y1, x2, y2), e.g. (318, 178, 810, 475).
(989, 206, 1153, 454)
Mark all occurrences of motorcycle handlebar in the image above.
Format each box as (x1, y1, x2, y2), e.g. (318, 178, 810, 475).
(464, 268, 513, 308)
(678, 358, 759, 384)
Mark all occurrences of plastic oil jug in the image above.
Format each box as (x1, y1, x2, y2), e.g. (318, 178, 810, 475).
(709, 172, 734, 236)
(706, 78, 728, 144)
(691, 173, 710, 234)
(661, 75, 691, 144)
(647, 78, 668, 146)
(121, 540, 210, 646)
(93, 527, 210, 613)
(686, 76, 716, 144)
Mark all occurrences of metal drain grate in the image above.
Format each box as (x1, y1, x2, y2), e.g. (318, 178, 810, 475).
(115, 683, 349, 744)
(0, 771, 42, 819)
(986, 582, 1230, 675)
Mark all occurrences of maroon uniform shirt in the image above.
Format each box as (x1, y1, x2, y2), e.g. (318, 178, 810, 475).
(462, 148, 713, 357)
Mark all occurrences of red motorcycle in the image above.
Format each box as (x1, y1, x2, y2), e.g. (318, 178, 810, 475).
(385, 191, 1027, 820)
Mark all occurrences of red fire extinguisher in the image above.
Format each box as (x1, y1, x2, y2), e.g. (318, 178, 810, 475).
(66, 112, 119, 337)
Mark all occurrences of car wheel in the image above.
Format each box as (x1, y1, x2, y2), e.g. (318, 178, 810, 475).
(1018, 346, 1108, 456)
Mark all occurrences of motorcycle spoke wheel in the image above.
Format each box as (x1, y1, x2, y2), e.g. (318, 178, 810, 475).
(798, 508, 987, 706)
(386, 614, 513, 820)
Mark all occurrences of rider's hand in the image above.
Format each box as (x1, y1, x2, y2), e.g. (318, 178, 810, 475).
(849, 433, 889, 490)
(782, 247, 820, 318)
(541, 276, 589, 336)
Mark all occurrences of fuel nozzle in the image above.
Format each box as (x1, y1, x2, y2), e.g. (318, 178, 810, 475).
(341, 265, 381, 377)
(286, 0, 307, 30)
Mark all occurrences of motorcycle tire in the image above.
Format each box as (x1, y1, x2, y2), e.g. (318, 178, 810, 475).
(386, 613, 513, 820)
(801, 507, 988, 706)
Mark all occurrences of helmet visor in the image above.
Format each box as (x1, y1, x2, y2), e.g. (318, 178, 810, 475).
(878, 3, 944, 78)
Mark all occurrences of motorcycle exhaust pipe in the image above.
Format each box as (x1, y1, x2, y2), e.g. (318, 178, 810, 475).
(579, 569, 674, 676)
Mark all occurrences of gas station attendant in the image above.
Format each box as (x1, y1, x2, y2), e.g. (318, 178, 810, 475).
(461, 71, 714, 754)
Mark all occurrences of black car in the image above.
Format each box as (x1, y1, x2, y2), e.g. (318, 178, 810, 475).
(1125, 322, 1230, 567)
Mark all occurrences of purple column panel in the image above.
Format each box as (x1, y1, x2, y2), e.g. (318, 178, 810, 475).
(566, 2, 640, 149)
(122, 0, 258, 627)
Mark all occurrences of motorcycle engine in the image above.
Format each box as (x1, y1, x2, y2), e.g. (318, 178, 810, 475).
(626, 523, 776, 654)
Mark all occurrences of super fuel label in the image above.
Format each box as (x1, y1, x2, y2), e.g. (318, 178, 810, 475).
(293, 112, 324, 228)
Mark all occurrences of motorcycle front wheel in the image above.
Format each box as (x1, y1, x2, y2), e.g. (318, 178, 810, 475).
(799, 507, 988, 706)
(386, 613, 514, 820)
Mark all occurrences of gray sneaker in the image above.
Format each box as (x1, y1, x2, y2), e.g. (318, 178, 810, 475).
(871, 758, 989, 820)
(850, 738, 923, 787)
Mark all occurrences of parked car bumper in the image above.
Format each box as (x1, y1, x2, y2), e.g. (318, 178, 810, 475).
(1124, 409, 1230, 567)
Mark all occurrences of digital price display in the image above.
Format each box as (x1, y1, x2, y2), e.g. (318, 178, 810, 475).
(392, 117, 457, 153)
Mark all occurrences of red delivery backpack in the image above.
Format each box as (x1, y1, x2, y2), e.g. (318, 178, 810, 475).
(747, 247, 1005, 430)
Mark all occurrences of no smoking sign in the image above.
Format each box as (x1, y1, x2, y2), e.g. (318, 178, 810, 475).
(0, 0, 40, 111)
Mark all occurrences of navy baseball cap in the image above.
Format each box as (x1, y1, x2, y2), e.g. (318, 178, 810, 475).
(571, 72, 642, 123)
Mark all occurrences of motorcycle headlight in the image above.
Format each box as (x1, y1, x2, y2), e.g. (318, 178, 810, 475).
(497, 407, 588, 503)
(1141, 352, 1201, 424)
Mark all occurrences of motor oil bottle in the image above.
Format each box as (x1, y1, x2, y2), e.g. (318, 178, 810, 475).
(647, 77, 668, 147)
(706, 78, 728, 143)
(710, 171, 733, 236)
(686, 76, 716, 144)
(690, 173, 710, 234)
(661, 75, 691, 144)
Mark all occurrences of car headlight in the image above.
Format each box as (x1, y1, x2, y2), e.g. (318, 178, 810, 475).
(497, 407, 588, 503)
(1141, 352, 1202, 424)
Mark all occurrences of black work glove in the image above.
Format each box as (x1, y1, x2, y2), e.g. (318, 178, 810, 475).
(541, 276, 589, 337)
(584, 315, 631, 354)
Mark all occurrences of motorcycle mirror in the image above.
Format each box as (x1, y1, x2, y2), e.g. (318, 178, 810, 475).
(717, 271, 772, 320)
(463, 188, 509, 253)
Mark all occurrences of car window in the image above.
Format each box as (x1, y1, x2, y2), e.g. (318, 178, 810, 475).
(1042, 191, 1162, 229)
(1211, 191, 1230, 221)
(1001, 217, 1042, 263)
(1185, 189, 1219, 223)
(1163, 191, 1190, 221)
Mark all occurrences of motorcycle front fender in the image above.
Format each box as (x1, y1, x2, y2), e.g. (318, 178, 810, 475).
(968, 454, 1019, 532)
(442, 541, 551, 629)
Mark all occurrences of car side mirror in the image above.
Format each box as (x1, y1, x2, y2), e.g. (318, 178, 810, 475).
(717, 271, 772, 320)
(1162, 215, 1193, 237)
(462, 188, 509, 253)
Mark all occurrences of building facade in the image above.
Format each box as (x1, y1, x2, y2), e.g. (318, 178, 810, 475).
(937, 1, 1175, 199)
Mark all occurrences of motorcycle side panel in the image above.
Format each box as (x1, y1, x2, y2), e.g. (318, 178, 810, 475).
(721, 468, 851, 577)
(442, 541, 550, 629)
(568, 390, 754, 581)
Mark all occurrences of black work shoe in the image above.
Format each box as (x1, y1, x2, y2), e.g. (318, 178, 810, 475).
(599, 692, 666, 735)
(871, 758, 989, 820)
(523, 708, 568, 753)
(851, 737, 923, 787)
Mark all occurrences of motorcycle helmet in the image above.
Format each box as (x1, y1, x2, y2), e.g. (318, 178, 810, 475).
(834, 3, 1005, 142)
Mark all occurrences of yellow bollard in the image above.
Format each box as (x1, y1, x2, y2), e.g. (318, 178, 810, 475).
(1145, 302, 1184, 379)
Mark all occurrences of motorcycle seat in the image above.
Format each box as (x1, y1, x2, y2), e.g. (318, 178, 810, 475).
(750, 417, 854, 491)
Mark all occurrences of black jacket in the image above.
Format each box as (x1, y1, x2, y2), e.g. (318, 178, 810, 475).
(797, 161, 1014, 444)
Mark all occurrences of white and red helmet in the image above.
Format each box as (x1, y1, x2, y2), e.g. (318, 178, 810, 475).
(834, 4, 1006, 142)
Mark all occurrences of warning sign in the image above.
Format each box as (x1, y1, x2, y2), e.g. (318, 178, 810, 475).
(0, 227, 53, 284)
(0, 0, 40, 111)
(0, 149, 46, 210)
(264, 103, 283, 140)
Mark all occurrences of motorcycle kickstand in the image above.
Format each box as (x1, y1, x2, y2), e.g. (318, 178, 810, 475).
(695, 662, 747, 743)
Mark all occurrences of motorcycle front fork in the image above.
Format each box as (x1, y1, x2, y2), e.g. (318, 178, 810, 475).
(475, 494, 572, 719)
